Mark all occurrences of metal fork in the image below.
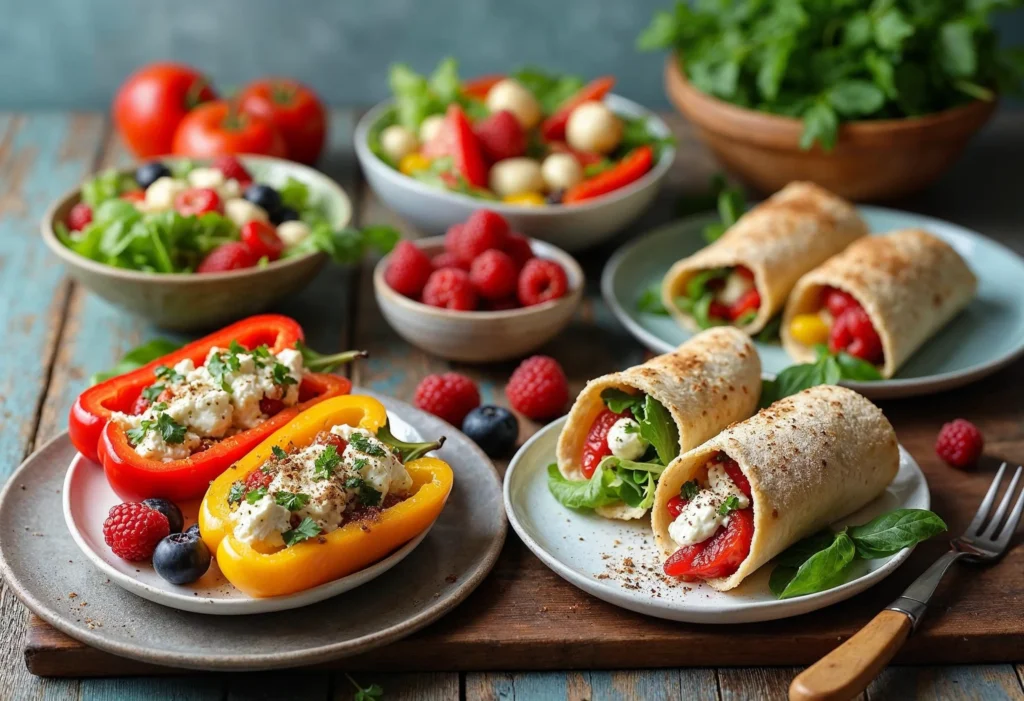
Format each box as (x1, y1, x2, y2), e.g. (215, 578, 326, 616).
(790, 462, 1024, 701)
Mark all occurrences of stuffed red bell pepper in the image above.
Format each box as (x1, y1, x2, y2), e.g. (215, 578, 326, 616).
(69, 314, 357, 501)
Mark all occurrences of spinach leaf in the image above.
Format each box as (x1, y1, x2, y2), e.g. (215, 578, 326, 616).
(760, 349, 881, 408)
(848, 509, 947, 559)
(636, 283, 669, 316)
(777, 531, 856, 599)
(546, 463, 621, 509)
(638, 396, 679, 466)
(90, 338, 183, 385)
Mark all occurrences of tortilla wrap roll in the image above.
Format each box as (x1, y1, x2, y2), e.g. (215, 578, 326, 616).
(555, 327, 761, 521)
(651, 385, 898, 591)
(781, 228, 977, 378)
(662, 181, 868, 334)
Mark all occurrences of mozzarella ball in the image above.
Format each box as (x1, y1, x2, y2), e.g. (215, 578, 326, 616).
(380, 125, 420, 163)
(224, 198, 269, 228)
(419, 115, 445, 144)
(488, 158, 544, 198)
(566, 101, 623, 155)
(219, 178, 242, 200)
(541, 153, 583, 192)
(277, 220, 311, 247)
(144, 176, 186, 212)
(486, 79, 542, 130)
(187, 167, 225, 190)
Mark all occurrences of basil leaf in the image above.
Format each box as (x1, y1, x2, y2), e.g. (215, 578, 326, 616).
(638, 396, 679, 466)
(755, 316, 782, 344)
(546, 463, 621, 509)
(636, 283, 669, 316)
(778, 532, 856, 599)
(774, 530, 837, 568)
(90, 338, 183, 385)
(848, 509, 947, 559)
(600, 388, 645, 416)
(834, 352, 884, 381)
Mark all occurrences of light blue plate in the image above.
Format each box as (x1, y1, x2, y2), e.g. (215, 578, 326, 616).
(602, 206, 1024, 399)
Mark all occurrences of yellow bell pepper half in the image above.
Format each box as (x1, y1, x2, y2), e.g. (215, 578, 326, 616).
(198, 395, 454, 598)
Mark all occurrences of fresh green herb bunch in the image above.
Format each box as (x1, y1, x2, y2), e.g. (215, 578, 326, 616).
(639, 0, 1024, 149)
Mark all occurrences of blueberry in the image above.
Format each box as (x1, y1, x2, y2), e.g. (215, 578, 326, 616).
(185, 523, 201, 538)
(135, 162, 171, 190)
(546, 190, 565, 205)
(243, 183, 282, 214)
(142, 498, 183, 533)
(462, 405, 519, 457)
(153, 532, 211, 585)
(272, 206, 299, 225)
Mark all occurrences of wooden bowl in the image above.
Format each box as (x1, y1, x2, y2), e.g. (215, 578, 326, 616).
(664, 55, 996, 201)
(41, 156, 350, 331)
(373, 237, 583, 363)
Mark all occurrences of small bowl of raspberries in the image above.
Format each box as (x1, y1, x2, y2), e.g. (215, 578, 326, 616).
(375, 209, 583, 362)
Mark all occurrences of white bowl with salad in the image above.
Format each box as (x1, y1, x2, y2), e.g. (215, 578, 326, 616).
(354, 60, 675, 252)
(42, 155, 393, 330)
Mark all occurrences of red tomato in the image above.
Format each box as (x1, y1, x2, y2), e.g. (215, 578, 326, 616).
(709, 301, 732, 320)
(735, 266, 755, 280)
(830, 307, 884, 364)
(664, 507, 754, 580)
(720, 458, 752, 499)
(540, 76, 615, 142)
(197, 241, 259, 273)
(462, 74, 504, 100)
(174, 188, 222, 216)
(581, 408, 630, 479)
(446, 105, 488, 189)
(666, 495, 687, 518)
(171, 101, 287, 159)
(240, 220, 285, 261)
(823, 286, 859, 318)
(237, 78, 327, 165)
(120, 190, 146, 203)
(258, 397, 285, 417)
(113, 62, 217, 158)
(729, 288, 761, 321)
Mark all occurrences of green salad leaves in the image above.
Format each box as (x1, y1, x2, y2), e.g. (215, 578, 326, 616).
(639, 0, 1024, 150)
(760, 344, 883, 407)
(770, 509, 946, 598)
(547, 389, 680, 511)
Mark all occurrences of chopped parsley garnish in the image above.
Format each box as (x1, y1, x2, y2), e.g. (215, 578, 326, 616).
(228, 340, 246, 355)
(141, 384, 165, 402)
(251, 344, 272, 368)
(313, 445, 341, 480)
(126, 423, 149, 446)
(352, 457, 368, 471)
(154, 364, 183, 383)
(282, 517, 322, 546)
(206, 349, 240, 393)
(227, 481, 246, 505)
(719, 495, 741, 516)
(681, 480, 700, 500)
(349, 433, 385, 457)
(245, 486, 268, 504)
(271, 445, 288, 460)
(623, 422, 639, 434)
(344, 475, 382, 507)
(152, 402, 168, 411)
(275, 491, 311, 511)
(126, 412, 186, 445)
(272, 362, 298, 386)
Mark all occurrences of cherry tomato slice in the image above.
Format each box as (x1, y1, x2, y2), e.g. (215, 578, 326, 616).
(244, 468, 274, 491)
(664, 507, 754, 580)
(721, 459, 752, 499)
(709, 301, 732, 320)
(823, 286, 859, 318)
(666, 495, 687, 518)
(120, 190, 146, 203)
(175, 187, 223, 216)
(829, 306, 883, 364)
(729, 288, 761, 321)
(580, 408, 630, 479)
(259, 397, 285, 417)
(241, 220, 285, 261)
(735, 266, 755, 280)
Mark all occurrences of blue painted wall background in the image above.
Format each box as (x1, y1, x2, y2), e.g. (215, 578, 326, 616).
(1, 0, 1022, 109)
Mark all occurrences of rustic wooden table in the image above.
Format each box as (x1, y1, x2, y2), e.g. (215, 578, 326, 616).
(0, 109, 1022, 700)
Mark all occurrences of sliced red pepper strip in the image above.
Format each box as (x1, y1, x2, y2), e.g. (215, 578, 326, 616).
(540, 76, 615, 142)
(462, 74, 504, 100)
(446, 104, 488, 189)
(69, 314, 351, 501)
(563, 146, 654, 205)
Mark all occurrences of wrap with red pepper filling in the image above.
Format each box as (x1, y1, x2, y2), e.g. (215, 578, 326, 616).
(551, 327, 760, 521)
(662, 182, 867, 334)
(652, 385, 898, 591)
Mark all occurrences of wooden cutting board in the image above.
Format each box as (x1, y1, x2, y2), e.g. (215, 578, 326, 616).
(24, 380, 1024, 675)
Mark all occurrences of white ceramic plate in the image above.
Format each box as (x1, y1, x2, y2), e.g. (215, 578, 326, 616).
(602, 206, 1024, 399)
(504, 417, 930, 624)
(64, 413, 435, 615)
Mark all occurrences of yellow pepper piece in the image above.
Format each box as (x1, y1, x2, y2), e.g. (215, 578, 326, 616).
(198, 395, 454, 598)
(502, 192, 546, 206)
(789, 313, 831, 346)
(399, 152, 431, 175)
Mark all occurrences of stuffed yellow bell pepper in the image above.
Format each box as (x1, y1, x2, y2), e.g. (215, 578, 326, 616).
(199, 395, 453, 597)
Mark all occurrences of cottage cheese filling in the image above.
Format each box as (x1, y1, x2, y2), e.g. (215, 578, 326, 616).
(668, 461, 750, 547)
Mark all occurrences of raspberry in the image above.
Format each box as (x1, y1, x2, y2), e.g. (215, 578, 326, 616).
(829, 306, 883, 364)
(517, 258, 569, 307)
(936, 419, 984, 468)
(453, 210, 509, 263)
(503, 232, 535, 269)
(102, 502, 170, 561)
(414, 372, 481, 426)
(213, 155, 251, 183)
(473, 110, 526, 162)
(197, 242, 259, 273)
(385, 241, 435, 298)
(470, 249, 518, 300)
(67, 202, 93, 231)
(432, 251, 469, 271)
(444, 224, 464, 255)
(422, 268, 478, 311)
(174, 187, 223, 217)
(505, 355, 569, 420)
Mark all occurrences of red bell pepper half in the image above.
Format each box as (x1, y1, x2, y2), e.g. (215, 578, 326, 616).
(69, 314, 352, 501)
(540, 76, 615, 142)
(562, 146, 654, 204)
(446, 104, 489, 189)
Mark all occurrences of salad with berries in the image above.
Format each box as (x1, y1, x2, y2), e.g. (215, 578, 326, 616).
(56, 155, 397, 274)
(369, 58, 673, 206)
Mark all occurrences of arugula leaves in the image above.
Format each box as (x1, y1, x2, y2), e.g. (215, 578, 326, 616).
(760, 345, 883, 408)
(769, 509, 946, 599)
(639, 1, 1024, 150)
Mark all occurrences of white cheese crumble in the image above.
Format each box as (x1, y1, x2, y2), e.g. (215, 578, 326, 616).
(668, 461, 750, 547)
(606, 417, 648, 461)
(717, 272, 754, 306)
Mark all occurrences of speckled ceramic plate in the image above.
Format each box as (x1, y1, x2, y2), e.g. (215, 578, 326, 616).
(62, 412, 431, 615)
(602, 207, 1024, 399)
(504, 417, 929, 624)
(0, 391, 506, 670)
